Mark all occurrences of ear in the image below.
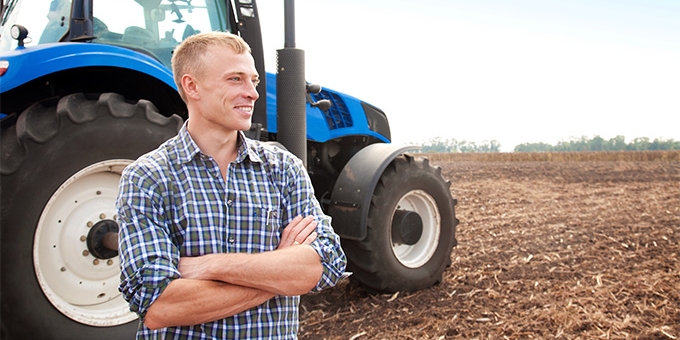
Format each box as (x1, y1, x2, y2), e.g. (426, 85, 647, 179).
(181, 74, 200, 100)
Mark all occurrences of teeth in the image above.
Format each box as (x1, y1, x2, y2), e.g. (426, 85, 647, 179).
(236, 106, 252, 112)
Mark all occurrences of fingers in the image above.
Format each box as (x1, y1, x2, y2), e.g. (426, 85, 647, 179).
(302, 231, 317, 245)
(297, 220, 317, 245)
(292, 231, 316, 245)
(279, 215, 304, 246)
(279, 215, 319, 248)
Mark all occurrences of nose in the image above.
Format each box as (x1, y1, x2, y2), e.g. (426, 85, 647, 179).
(245, 82, 259, 100)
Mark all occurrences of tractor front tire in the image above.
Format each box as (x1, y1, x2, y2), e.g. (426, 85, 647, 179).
(0, 93, 182, 339)
(342, 155, 458, 293)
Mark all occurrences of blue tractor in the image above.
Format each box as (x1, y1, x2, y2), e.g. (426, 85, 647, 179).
(0, 0, 458, 338)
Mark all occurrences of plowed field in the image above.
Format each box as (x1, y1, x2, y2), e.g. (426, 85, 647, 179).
(299, 153, 680, 339)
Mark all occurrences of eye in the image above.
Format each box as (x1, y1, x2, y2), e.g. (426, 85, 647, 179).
(252, 79, 260, 87)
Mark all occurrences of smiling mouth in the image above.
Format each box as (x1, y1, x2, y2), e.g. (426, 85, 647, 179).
(235, 106, 253, 113)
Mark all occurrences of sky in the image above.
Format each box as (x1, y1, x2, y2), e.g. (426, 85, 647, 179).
(256, 0, 680, 151)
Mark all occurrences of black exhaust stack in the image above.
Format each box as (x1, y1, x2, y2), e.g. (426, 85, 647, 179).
(276, 0, 307, 166)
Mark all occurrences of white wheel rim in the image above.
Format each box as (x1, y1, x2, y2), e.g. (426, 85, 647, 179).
(391, 189, 441, 268)
(33, 159, 137, 327)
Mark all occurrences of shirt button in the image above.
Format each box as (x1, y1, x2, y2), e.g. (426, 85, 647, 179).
(227, 200, 233, 206)
(228, 237, 235, 243)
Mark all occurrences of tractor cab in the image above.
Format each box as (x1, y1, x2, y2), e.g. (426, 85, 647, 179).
(2, 0, 231, 67)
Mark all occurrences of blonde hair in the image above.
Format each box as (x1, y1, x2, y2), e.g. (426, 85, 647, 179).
(171, 32, 252, 101)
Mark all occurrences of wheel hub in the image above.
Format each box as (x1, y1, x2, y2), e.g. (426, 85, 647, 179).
(392, 210, 423, 245)
(87, 220, 119, 259)
(390, 189, 441, 268)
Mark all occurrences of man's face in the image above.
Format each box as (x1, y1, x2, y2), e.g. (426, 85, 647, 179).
(190, 45, 260, 133)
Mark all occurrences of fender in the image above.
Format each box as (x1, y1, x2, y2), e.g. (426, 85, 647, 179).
(329, 143, 420, 240)
(0, 43, 175, 93)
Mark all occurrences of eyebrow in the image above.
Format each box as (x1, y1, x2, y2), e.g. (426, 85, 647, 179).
(225, 71, 259, 80)
(229, 71, 258, 77)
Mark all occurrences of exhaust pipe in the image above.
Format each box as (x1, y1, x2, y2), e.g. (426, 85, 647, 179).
(276, 0, 307, 166)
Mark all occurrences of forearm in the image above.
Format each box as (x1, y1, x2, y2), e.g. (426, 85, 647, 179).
(182, 246, 323, 296)
(144, 278, 274, 330)
(227, 246, 323, 295)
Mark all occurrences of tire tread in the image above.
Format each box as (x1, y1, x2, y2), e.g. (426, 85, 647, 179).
(2, 93, 182, 176)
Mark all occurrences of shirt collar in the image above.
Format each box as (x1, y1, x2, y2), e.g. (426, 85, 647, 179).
(175, 122, 263, 164)
(175, 123, 200, 164)
(239, 132, 263, 164)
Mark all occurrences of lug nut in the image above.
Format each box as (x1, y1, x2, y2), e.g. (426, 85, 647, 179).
(87, 221, 93, 228)
(82, 250, 89, 256)
(93, 259, 100, 265)
(80, 235, 87, 242)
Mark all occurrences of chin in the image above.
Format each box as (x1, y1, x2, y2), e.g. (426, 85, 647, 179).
(237, 121, 253, 132)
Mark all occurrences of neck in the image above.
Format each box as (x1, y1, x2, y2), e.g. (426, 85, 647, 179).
(187, 119, 240, 166)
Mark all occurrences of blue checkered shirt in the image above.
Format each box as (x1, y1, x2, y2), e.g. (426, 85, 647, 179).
(116, 123, 346, 339)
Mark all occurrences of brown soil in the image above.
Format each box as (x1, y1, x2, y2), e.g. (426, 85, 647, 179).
(299, 159, 680, 339)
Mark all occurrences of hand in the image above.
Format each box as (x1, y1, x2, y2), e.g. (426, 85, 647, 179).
(278, 215, 318, 249)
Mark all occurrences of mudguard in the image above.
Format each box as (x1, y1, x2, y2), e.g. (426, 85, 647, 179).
(329, 143, 420, 240)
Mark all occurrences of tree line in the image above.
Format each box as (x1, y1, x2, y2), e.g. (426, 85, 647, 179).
(417, 137, 502, 153)
(416, 135, 679, 153)
(514, 136, 680, 152)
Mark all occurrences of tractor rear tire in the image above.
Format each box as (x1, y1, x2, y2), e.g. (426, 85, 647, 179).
(0, 93, 182, 340)
(342, 155, 458, 293)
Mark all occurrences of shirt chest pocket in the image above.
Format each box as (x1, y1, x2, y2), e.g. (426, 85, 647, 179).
(240, 199, 284, 252)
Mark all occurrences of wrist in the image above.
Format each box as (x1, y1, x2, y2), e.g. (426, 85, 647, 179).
(202, 253, 223, 281)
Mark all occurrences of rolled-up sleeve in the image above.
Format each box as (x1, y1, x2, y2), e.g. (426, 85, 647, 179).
(281, 157, 347, 291)
(310, 214, 347, 291)
(116, 167, 181, 318)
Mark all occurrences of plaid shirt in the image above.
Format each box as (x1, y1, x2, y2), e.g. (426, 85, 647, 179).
(116, 123, 346, 339)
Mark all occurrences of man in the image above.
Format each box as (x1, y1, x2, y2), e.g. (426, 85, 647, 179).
(116, 31, 347, 339)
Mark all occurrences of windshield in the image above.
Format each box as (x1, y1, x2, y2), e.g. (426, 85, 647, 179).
(1, 0, 72, 50)
(1, 0, 231, 67)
